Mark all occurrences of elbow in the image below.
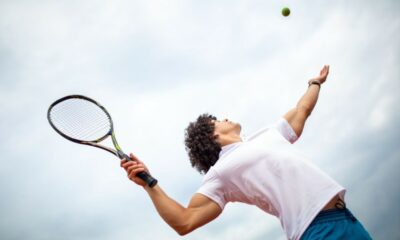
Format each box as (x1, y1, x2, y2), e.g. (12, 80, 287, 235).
(178, 231, 187, 236)
(167, 209, 197, 236)
(177, 229, 190, 236)
(171, 218, 195, 236)
(175, 225, 194, 236)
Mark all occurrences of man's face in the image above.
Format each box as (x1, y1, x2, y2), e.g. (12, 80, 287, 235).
(212, 118, 241, 137)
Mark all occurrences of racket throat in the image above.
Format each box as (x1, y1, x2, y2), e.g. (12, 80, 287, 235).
(111, 132, 129, 160)
(116, 150, 130, 160)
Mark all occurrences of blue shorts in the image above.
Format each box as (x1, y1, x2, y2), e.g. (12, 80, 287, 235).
(300, 208, 372, 240)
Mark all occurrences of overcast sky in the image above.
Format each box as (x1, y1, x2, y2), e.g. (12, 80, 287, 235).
(0, 0, 399, 239)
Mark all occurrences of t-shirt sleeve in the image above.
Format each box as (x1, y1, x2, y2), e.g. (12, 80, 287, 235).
(196, 169, 227, 210)
(273, 118, 299, 144)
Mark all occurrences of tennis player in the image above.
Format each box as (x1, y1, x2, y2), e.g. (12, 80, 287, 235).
(121, 65, 372, 239)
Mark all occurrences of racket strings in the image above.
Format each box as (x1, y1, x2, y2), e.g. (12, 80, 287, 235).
(54, 100, 110, 139)
(51, 107, 107, 140)
(49, 98, 112, 141)
(55, 114, 109, 141)
(51, 103, 110, 140)
(54, 107, 108, 138)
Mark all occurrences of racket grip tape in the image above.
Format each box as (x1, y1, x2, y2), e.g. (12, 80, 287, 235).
(137, 172, 158, 188)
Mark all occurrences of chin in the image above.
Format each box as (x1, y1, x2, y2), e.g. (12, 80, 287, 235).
(235, 123, 242, 132)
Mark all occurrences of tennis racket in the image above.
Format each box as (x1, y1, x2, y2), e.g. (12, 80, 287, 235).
(47, 94, 158, 187)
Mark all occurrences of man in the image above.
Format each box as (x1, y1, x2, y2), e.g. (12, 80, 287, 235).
(121, 65, 372, 239)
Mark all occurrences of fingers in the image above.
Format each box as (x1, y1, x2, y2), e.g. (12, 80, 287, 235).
(129, 153, 142, 163)
(120, 153, 150, 183)
(128, 167, 146, 180)
(323, 65, 330, 74)
(324, 65, 330, 78)
(121, 160, 145, 177)
(121, 159, 140, 170)
(127, 164, 145, 176)
(318, 65, 329, 80)
(120, 159, 128, 167)
(120, 153, 140, 164)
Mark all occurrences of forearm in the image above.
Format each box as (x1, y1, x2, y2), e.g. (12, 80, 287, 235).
(296, 84, 320, 115)
(144, 185, 190, 235)
(274, 66, 329, 139)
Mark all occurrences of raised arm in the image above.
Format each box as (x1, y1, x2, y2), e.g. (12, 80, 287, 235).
(283, 65, 330, 138)
(121, 154, 222, 236)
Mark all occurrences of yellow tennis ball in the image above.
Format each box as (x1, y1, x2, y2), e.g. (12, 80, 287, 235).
(282, 7, 290, 17)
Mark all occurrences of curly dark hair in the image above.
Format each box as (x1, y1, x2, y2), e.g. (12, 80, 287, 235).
(184, 113, 222, 174)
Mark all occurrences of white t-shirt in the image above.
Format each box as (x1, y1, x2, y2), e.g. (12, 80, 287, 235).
(197, 118, 346, 240)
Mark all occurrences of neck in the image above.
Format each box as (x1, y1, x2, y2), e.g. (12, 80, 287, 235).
(219, 135, 242, 147)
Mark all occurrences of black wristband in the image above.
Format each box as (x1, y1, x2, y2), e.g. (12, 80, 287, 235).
(308, 80, 321, 88)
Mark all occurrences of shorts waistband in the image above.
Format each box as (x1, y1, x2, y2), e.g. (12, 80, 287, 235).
(310, 200, 357, 227)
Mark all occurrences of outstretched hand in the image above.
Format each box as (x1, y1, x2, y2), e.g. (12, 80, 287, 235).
(309, 65, 330, 85)
(120, 153, 151, 187)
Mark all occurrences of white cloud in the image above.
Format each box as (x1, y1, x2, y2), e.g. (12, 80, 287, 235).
(0, 0, 399, 239)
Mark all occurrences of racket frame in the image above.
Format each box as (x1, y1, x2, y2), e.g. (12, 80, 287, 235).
(47, 94, 158, 187)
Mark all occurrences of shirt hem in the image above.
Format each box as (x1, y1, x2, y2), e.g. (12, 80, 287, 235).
(196, 190, 226, 211)
(293, 187, 346, 240)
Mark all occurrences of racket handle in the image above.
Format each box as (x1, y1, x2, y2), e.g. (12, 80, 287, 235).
(120, 152, 158, 188)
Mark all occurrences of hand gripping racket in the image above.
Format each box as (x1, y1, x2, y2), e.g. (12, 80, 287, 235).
(47, 94, 158, 187)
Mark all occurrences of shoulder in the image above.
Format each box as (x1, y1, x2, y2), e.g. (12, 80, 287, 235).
(197, 168, 227, 210)
(274, 118, 299, 144)
(244, 118, 298, 144)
